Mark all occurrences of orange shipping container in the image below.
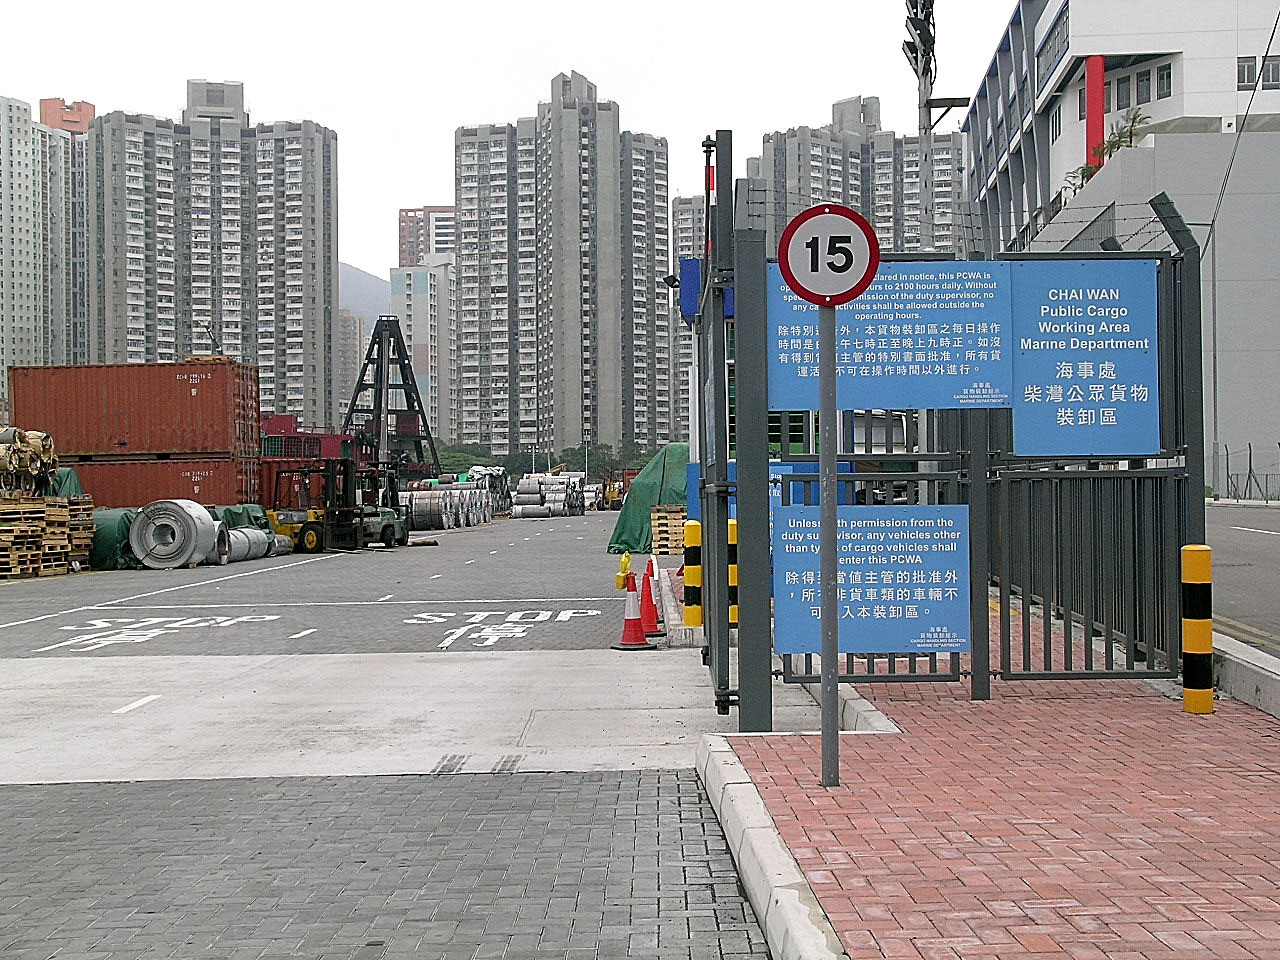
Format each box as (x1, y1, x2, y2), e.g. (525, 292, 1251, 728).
(72, 458, 259, 508)
(8, 360, 260, 459)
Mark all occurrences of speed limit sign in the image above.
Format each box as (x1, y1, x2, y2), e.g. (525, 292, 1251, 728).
(777, 204, 880, 306)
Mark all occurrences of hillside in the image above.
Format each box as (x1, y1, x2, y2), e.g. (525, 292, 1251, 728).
(339, 262, 390, 325)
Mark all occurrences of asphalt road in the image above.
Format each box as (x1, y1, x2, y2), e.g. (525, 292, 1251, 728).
(0, 511, 817, 960)
(1206, 502, 1280, 655)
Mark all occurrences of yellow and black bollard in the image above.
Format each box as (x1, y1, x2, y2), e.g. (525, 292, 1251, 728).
(1181, 544, 1214, 714)
(727, 519, 739, 627)
(683, 520, 702, 628)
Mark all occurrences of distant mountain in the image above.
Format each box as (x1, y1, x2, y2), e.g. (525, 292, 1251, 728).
(339, 262, 390, 325)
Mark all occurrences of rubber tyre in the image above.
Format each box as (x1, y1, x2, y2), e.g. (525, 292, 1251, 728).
(298, 522, 325, 554)
(395, 528, 409, 547)
(381, 526, 395, 548)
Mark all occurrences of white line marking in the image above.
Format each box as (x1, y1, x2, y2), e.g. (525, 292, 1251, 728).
(288, 629, 317, 639)
(1231, 525, 1280, 537)
(88, 596, 623, 609)
(508, 543, 515, 546)
(113, 695, 161, 715)
(376, 594, 393, 602)
(465, 559, 475, 564)
(0, 553, 341, 631)
(430, 574, 442, 580)
(489, 550, 498, 555)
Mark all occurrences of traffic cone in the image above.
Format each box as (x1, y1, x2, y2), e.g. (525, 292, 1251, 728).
(613, 572, 655, 650)
(641, 564, 662, 637)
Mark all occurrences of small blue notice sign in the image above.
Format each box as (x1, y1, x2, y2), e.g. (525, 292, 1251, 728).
(767, 261, 1013, 411)
(771, 504, 971, 655)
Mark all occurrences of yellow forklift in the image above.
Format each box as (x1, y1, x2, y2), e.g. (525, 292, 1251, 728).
(266, 458, 364, 553)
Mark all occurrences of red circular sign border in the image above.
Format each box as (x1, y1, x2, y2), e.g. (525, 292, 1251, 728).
(776, 203, 882, 307)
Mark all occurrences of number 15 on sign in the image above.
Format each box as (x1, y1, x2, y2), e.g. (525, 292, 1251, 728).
(777, 204, 880, 306)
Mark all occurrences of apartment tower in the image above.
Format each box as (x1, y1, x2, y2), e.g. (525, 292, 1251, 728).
(398, 205, 456, 265)
(80, 81, 340, 427)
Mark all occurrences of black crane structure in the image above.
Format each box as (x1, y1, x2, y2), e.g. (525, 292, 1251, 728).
(341, 314, 442, 477)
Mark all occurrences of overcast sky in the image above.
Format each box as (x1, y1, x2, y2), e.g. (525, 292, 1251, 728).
(7, 0, 1016, 276)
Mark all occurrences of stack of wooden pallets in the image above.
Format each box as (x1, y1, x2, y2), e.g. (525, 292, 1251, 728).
(0, 498, 45, 580)
(41, 497, 71, 577)
(650, 505, 688, 556)
(68, 496, 95, 570)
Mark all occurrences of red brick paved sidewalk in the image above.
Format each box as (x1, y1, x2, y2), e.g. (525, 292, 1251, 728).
(730, 682, 1280, 959)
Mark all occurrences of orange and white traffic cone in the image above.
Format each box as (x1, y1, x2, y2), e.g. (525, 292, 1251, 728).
(613, 571, 655, 650)
(641, 563, 662, 637)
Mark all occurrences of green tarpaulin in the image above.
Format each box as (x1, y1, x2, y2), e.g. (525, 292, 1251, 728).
(91, 508, 140, 571)
(50, 467, 85, 498)
(607, 443, 689, 555)
(208, 504, 272, 531)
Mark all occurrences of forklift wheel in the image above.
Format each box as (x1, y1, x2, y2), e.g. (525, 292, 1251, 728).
(381, 526, 396, 548)
(395, 529, 409, 547)
(298, 522, 325, 554)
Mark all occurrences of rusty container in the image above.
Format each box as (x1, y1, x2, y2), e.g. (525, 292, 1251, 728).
(8, 360, 260, 459)
(72, 458, 259, 508)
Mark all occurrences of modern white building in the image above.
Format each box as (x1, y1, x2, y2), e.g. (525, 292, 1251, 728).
(456, 72, 670, 459)
(390, 253, 456, 445)
(0, 95, 73, 418)
(962, 0, 1280, 488)
(80, 81, 341, 428)
(747, 96, 963, 254)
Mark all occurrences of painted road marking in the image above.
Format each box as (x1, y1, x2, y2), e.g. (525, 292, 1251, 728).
(1230, 526, 1280, 536)
(95, 597, 621, 609)
(377, 594, 393, 602)
(113, 695, 161, 715)
(430, 574, 442, 580)
(490, 550, 498, 555)
(0, 553, 341, 631)
(288, 629, 317, 639)
(1217, 614, 1280, 652)
(465, 559, 476, 564)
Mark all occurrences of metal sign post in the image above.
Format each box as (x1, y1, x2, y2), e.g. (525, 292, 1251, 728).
(777, 204, 880, 787)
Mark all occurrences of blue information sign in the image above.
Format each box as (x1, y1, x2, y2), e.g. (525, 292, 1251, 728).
(1009, 259, 1160, 456)
(771, 504, 971, 654)
(766, 257, 1163, 456)
(768, 261, 1014, 411)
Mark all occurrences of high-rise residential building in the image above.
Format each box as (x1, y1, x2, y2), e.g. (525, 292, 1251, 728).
(334, 308, 365, 423)
(1, 95, 74, 417)
(669, 195, 706, 443)
(390, 254, 456, 445)
(748, 95, 962, 254)
(962, 0, 1280, 483)
(398, 205, 456, 265)
(40, 99, 95, 135)
(80, 81, 340, 427)
(456, 72, 669, 458)
(454, 119, 537, 454)
(40, 99, 95, 365)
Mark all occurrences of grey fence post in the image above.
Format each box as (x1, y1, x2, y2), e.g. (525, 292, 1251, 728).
(734, 224, 772, 731)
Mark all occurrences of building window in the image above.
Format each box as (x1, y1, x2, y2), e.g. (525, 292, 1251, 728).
(1116, 75, 1131, 110)
(1157, 62, 1172, 99)
(1050, 103, 1062, 142)
(1238, 56, 1257, 90)
(1136, 69, 1151, 104)
(1104, 80, 1112, 113)
(1264, 56, 1280, 90)
(1078, 86, 1087, 120)
(1035, 2, 1071, 91)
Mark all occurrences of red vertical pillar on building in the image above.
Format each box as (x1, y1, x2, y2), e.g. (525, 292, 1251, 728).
(1086, 55, 1106, 167)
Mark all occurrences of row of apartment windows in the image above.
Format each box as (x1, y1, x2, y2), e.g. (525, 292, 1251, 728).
(1238, 56, 1280, 90)
(1073, 62, 1173, 125)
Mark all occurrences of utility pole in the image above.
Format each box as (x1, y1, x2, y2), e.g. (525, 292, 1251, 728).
(905, 0, 936, 251)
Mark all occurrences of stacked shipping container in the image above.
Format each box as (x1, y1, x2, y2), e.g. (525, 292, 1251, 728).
(8, 360, 261, 508)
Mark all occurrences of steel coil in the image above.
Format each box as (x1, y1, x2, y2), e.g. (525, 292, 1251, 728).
(227, 526, 271, 563)
(130, 499, 219, 570)
(271, 534, 294, 556)
(203, 521, 231, 565)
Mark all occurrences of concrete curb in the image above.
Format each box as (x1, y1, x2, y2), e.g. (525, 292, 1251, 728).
(655, 557, 700, 647)
(1215, 632, 1280, 718)
(697, 736, 850, 960)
